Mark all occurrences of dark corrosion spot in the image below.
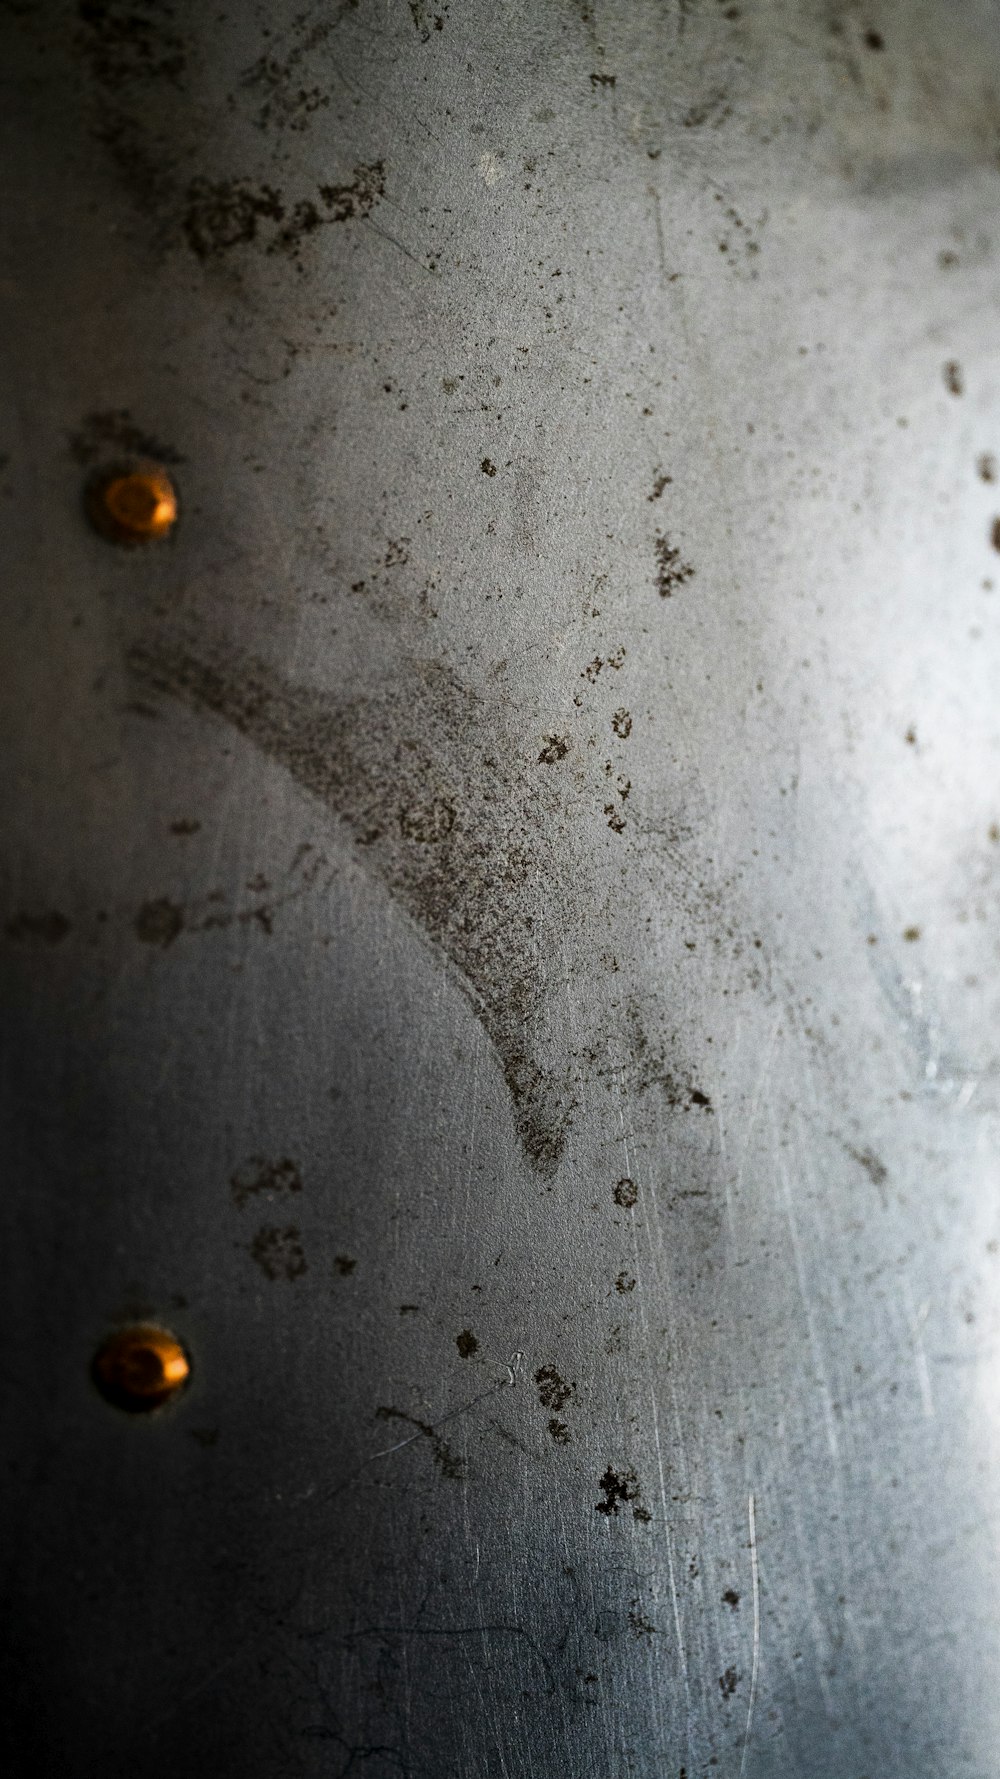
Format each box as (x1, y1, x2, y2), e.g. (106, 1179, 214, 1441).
(334, 1254, 357, 1275)
(481, 457, 497, 476)
(548, 1418, 571, 1443)
(903, 925, 921, 942)
(4, 910, 71, 944)
(535, 1364, 574, 1412)
(77, 0, 187, 90)
(181, 163, 385, 261)
(538, 734, 570, 764)
(250, 1225, 307, 1280)
(135, 897, 184, 947)
(611, 708, 632, 738)
(318, 161, 385, 222)
(846, 1146, 887, 1188)
(183, 178, 285, 258)
(719, 1667, 739, 1697)
(628, 1599, 656, 1637)
(69, 409, 183, 468)
(268, 197, 325, 256)
(613, 1176, 638, 1208)
(456, 1329, 478, 1357)
(230, 1155, 302, 1207)
(991, 516, 1000, 554)
(654, 532, 695, 597)
(944, 360, 963, 396)
(615, 1271, 636, 1293)
(722, 1588, 740, 1609)
(595, 1464, 640, 1516)
(864, 29, 885, 51)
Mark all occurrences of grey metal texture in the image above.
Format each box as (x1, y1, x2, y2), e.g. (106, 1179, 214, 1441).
(2, 1, 1000, 1773)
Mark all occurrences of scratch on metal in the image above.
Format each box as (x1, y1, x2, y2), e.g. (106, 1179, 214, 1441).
(739, 1490, 760, 1779)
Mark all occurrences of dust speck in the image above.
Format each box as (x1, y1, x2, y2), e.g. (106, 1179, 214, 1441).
(944, 360, 964, 396)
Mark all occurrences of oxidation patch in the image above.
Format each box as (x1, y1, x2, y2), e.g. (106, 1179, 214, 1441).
(182, 164, 385, 260)
(128, 629, 577, 1174)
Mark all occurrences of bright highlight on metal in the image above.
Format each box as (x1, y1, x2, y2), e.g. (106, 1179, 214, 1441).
(91, 1324, 191, 1413)
(87, 464, 178, 544)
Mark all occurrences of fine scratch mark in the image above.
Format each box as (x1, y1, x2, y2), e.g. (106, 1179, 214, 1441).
(145, 1639, 255, 1734)
(775, 1128, 841, 1467)
(650, 184, 668, 283)
(374, 1405, 466, 1479)
(615, 1059, 693, 1763)
(362, 212, 434, 273)
(739, 1491, 760, 1779)
(902, 1278, 935, 1419)
(731, 1012, 781, 1215)
(345, 1618, 558, 1696)
(318, 1374, 513, 1507)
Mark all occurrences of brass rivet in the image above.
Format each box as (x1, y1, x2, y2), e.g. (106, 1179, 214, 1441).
(87, 462, 179, 545)
(92, 1324, 191, 1413)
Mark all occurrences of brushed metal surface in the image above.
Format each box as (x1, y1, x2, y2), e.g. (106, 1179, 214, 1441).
(2, 2, 1000, 1774)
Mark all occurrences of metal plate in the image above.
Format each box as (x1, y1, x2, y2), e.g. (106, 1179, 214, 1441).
(2, 2, 1000, 1772)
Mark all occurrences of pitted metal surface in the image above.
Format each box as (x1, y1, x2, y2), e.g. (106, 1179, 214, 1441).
(2, 3, 1000, 1774)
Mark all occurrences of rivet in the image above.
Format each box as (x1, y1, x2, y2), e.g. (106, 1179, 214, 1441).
(87, 462, 178, 545)
(92, 1324, 191, 1413)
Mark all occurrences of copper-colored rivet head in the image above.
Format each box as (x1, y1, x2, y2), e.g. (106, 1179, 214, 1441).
(92, 1324, 191, 1413)
(87, 462, 179, 545)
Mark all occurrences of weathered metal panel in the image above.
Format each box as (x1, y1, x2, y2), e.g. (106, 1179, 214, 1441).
(2, 2, 1000, 1773)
